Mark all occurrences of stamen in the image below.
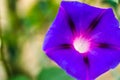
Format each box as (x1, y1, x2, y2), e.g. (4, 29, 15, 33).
(73, 37, 91, 53)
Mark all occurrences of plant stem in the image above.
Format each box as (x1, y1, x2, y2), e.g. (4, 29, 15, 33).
(0, 39, 13, 78)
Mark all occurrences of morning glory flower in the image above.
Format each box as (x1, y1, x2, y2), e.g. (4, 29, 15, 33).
(43, 1, 120, 80)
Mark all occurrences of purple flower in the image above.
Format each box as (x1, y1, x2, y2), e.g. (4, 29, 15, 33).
(43, 1, 120, 80)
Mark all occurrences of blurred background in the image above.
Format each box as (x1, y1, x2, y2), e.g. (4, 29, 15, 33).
(0, 0, 120, 80)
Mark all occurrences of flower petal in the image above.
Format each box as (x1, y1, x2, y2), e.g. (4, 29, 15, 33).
(88, 8, 120, 78)
(92, 10, 120, 49)
(88, 47, 120, 79)
(61, 1, 106, 34)
(43, 5, 74, 51)
(46, 49, 87, 80)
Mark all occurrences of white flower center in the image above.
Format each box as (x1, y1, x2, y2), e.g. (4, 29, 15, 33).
(73, 37, 90, 53)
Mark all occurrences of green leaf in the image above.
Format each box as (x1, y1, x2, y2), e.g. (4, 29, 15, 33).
(37, 67, 75, 80)
(9, 75, 29, 80)
(102, 0, 118, 9)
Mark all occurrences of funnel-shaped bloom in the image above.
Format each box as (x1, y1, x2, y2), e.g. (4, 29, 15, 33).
(43, 1, 120, 80)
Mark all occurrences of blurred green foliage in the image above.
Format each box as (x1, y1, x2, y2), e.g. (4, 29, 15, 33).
(37, 67, 74, 80)
(23, 0, 59, 32)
